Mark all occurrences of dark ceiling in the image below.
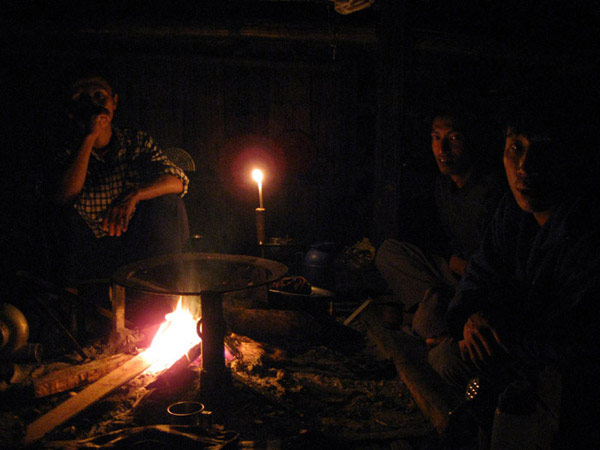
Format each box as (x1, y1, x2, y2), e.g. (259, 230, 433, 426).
(5, 0, 598, 54)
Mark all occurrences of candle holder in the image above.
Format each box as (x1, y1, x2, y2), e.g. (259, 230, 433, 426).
(255, 207, 266, 246)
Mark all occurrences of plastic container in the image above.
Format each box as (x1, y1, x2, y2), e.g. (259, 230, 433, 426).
(490, 381, 537, 450)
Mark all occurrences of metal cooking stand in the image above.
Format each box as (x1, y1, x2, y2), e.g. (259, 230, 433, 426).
(111, 252, 287, 406)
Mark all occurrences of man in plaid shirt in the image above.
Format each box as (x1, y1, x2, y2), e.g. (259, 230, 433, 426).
(53, 76, 190, 281)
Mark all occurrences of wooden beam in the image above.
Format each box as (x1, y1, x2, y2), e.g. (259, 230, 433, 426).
(223, 306, 323, 342)
(362, 307, 459, 435)
(24, 352, 154, 445)
(75, 24, 378, 44)
(33, 354, 134, 398)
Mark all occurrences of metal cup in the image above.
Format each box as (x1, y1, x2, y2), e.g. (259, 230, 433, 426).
(167, 401, 205, 425)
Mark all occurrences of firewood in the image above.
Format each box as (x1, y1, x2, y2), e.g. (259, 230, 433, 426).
(362, 307, 459, 435)
(223, 307, 323, 343)
(225, 333, 266, 366)
(146, 343, 201, 391)
(225, 333, 285, 367)
(33, 353, 134, 398)
(24, 352, 153, 445)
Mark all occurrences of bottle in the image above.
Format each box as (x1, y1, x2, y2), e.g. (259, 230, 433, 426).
(490, 381, 537, 450)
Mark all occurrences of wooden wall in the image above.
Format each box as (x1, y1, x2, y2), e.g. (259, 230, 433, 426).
(3, 33, 378, 263)
(2, 3, 595, 280)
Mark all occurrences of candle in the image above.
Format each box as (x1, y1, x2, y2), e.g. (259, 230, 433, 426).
(251, 169, 264, 209)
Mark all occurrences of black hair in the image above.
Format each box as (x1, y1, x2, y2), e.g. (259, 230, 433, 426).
(431, 103, 480, 134)
(70, 75, 115, 97)
(500, 94, 597, 194)
(431, 102, 498, 168)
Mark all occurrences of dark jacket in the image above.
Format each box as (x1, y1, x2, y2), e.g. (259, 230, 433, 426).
(448, 192, 600, 367)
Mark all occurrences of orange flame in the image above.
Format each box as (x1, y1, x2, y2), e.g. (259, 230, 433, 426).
(145, 297, 201, 372)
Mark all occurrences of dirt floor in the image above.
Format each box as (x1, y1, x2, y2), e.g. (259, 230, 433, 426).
(0, 309, 433, 449)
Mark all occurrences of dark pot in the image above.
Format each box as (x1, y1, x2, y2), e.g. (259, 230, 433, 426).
(302, 242, 338, 288)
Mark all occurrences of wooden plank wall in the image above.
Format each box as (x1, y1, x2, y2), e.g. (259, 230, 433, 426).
(4, 41, 378, 262)
(117, 56, 374, 253)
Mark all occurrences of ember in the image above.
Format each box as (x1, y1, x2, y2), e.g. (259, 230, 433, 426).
(145, 297, 201, 373)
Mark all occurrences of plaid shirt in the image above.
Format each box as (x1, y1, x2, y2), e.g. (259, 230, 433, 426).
(59, 128, 189, 238)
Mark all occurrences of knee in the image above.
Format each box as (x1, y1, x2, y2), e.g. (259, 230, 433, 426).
(428, 338, 472, 389)
(375, 239, 409, 271)
(136, 195, 188, 224)
(130, 194, 189, 238)
(142, 194, 185, 212)
(412, 290, 450, 339)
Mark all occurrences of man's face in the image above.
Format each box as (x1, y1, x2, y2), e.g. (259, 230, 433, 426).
(503, 130, 562, 213)
(431, 117, 471, 176)
(70, 83, 118, 125)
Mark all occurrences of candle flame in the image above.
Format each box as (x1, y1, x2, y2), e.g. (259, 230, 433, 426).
(252, 168, 264, 183)
(145, 297, 201, 372)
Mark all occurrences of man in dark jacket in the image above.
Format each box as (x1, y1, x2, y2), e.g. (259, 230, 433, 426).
(429, 110, 600, 448)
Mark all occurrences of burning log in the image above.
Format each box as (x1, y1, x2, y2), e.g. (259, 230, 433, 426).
(25, 297, 202, 444)
(146, 343, 201, 392)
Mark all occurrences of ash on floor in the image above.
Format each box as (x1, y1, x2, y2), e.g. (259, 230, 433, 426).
(1, 320, 431, 449)
(226, 341, 432, 446)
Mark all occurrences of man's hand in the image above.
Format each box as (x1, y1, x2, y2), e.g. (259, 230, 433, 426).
(86, 113, 111, 138)
(460, 311, 508, 365)
(101, 175, 183, 236)
(102, 190, 140, 236)
(449, 254, 468, 276)
(55, 113, 112, 205)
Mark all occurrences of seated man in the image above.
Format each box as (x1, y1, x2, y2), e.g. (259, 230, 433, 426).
(375, 109, 504, 340)
(52, 76, 190, 282)
(429, 108, 600, 448)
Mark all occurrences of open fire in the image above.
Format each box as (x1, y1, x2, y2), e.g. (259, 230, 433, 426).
(143, 297, 201, 373)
